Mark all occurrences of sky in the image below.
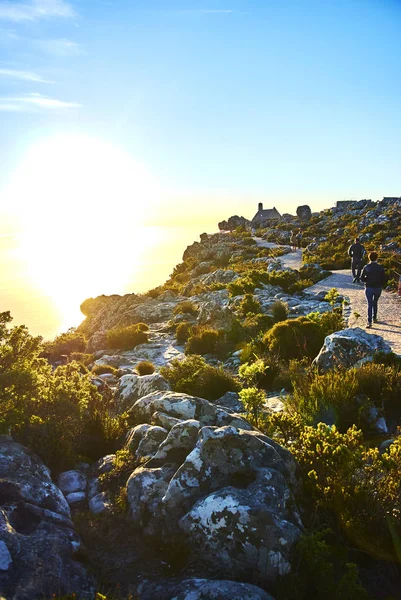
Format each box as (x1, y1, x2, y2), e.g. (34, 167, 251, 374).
(1, 0, 400, 232)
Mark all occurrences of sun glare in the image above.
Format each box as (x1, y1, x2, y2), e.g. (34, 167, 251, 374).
(5, 134, 163, 332)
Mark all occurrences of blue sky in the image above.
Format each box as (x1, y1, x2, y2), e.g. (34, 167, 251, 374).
(1, 0, 401, 227)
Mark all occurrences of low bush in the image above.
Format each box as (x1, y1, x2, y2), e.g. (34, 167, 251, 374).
(263, 316, 324, 361)
(160, 355, 239, 401)
(185, 327, 221, 355)
(135, 360, 155, 375)
(41, 328, 86, 362)
(70, 352, 95, 366)
(176, 322, 193, 345)
(91, 364, 118, 376)
(271, 300, 288, 322)
(227, 276, 256, 296)
(355, 362, 401, 425)
(288, 366, 360, 430)
(106, 324, 149, 350)
(267, 270, 299, 292)
(238, 293, 262, 316)
(276, 529, 371, 600)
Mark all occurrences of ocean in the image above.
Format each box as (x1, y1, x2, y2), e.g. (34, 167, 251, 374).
(0, 223, 211, 340)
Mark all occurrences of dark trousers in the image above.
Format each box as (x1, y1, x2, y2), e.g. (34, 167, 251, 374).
(351, 259, 363, 280)
(365, 287, 382, 323)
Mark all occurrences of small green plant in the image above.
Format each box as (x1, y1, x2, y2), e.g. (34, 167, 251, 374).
(135, 360, 155, 375)
(324, 288, 340, 309)
(271, 300, 288, 322)
(239, 386, 265, 426)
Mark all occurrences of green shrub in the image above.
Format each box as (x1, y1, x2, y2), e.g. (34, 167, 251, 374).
(91, 364, 118, 376)
(41, 328, 86, 362)
(135, 360, 155, 375)
(239, 386, 265, 426)
(176, 322, 193, 345)
(277, 530, 371, 600)
(263, 316, 323, 361)
(288, 367, 360, 429)
(271, 300, 288, 322)
(106, 324, 149, 350)
(160, 355, 239, 401)
(185, 327, 221, 355)
(227, 276, 256, 296)
(288, 278, 314, 293)
(355, 363, 401, 424)
(306, 310, 345, 338)
(174, 301, 198, 316)
(267, 270, 299, 292)
(70, 352, 95, 366)
(238, 293, 262, 316)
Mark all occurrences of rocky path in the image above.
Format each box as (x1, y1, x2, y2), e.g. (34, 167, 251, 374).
(254, 237, 401, 354)
(254, 237, 303, 269)
(306, 270, 401, 355)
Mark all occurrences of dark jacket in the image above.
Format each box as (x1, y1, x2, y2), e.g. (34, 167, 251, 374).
(348, 242, 366, 261)
(360, 261, 387, 288)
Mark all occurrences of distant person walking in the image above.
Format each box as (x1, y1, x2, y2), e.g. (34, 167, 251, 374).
(360, 251, 387, 328)
(290, 230, 297, 252)
(296, 229, 302, 249)
(348, 237, 366, 283)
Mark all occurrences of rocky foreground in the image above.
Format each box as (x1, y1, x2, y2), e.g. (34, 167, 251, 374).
(2, 199, 401, 599)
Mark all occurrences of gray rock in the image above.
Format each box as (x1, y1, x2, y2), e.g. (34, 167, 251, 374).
(136, 426, 168, 459)
(89, 492, 112, 515)
(137, 577, 275, 600)
(215, 391, 244, 413)
(0, 541, 12, 571)
(313, 327, 392, 372)
(65, 491, 86, 505)
(126, 424, 302, 583)
(0, 440, 95, 599)
(115, 373, 170, 411)
(296, 205, 312, 221)
(129, 391, 253, 432)
(57, 470, 87, 495)
(95, 454, 116, 474)
(200, 269, 239, 286)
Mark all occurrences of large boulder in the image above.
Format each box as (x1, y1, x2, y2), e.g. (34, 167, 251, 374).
(115, 373, 170, 410)
(218, 216, 251, 231)
(128, 391, 253, 432)
(313, 327, 392, 372)
(296, 205, 312, 221)
(0, 438, 95, 600)
(126, 417, 302, 584)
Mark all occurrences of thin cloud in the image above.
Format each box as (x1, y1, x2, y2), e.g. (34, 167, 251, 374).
(0, 92, 81, 111)
(0, 68, 52, 83)
(38, 38, 83, 57)
(0, 0, 76, 22)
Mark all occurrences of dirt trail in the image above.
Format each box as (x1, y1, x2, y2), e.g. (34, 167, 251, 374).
(254, 237, 401, 355)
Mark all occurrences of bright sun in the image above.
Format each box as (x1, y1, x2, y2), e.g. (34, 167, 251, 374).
(6, 134, 162, 331)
